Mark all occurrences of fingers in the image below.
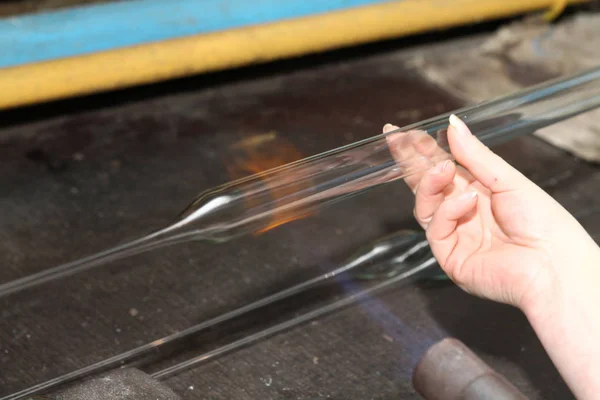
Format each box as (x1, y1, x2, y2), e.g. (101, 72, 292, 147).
(383, 124, 451, 193)
(447, 115, 529, 193)
(383, 124, 396, 134)
(426, 191, 478, 263)
(413, 159, 456, 228)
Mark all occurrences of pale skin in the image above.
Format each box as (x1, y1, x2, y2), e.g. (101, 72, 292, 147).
(384, 115, 600, 399)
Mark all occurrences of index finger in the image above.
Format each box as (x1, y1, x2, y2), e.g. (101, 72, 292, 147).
(383, 124, 451, 193)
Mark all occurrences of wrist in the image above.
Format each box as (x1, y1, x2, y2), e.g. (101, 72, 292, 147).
(521, 244, 600, 399)
(522, 230, 600, 316)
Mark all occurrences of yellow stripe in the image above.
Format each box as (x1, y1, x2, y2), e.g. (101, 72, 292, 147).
(0, 0, 587, 110)
(544, 0, 568, 20)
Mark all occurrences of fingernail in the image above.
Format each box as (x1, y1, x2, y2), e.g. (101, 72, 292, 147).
(441, 160, 451, 172)
(431, 160, 450, 175)
(449, 114, 471, 137)
(383, 123, 398, 133)
(458, 191, 478, 201)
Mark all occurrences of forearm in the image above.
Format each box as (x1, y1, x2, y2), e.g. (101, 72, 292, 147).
(524, 250, 600, 399)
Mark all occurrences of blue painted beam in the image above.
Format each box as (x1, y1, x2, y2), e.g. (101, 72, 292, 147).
(0, 0, 395, 69)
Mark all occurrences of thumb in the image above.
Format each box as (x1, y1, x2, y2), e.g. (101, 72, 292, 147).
(447, 114, 529, 193)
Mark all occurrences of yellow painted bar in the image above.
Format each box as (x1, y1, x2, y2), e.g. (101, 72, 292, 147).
(0, 0, 588, 110)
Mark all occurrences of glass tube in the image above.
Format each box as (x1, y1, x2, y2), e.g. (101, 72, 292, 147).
(1, 229, 436, 400)
(151, 257, 439, 381)
(1, 66, 600, 298)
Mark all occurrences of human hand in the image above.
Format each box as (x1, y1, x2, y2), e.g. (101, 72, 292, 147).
(383, 115, 600, 312)
(385, 115, 600, 399)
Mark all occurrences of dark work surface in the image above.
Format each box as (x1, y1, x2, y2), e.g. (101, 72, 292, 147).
(1, 34, 600, 400)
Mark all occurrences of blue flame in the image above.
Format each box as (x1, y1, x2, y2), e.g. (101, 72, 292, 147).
(333, 272, 446, 375)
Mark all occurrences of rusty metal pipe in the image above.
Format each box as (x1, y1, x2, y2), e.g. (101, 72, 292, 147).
(412, 338, 528, 400)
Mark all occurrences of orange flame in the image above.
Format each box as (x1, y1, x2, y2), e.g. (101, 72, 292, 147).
(226, 131, 312, 235)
